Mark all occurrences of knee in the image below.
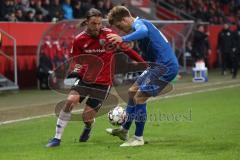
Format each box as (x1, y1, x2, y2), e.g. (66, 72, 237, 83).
(128, 87, 137, 98)
(67, 94, 79, 105)
(64, 95, 79, 112)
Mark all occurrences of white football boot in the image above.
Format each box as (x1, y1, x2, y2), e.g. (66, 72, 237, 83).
(120, 136, 144, 147)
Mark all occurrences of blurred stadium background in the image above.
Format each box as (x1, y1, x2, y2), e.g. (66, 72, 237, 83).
(0, 0, 240, 159)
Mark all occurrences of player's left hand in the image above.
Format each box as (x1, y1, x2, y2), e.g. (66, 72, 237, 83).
(107, 34, 123, 44)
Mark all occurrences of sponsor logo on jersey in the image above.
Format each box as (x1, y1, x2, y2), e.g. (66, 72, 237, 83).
(84, 49, 106, 53)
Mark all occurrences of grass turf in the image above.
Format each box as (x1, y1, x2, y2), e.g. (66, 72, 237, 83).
(0, 87, 240, 160)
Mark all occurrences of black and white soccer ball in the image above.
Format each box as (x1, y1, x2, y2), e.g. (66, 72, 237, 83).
(108, 106, 126, 126)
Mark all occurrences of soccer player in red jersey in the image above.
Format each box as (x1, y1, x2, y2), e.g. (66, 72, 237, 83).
(46, 8, 145, 147)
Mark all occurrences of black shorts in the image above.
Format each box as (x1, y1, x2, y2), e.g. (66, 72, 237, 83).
(71, 79, 111, 111)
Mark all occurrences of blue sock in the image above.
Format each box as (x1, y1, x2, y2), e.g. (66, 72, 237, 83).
(135, 103, 147, 137)
(122, 98, 135, 130)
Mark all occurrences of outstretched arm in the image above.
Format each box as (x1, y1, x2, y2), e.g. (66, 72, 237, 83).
(107, 21, 148, 43)
(121, 44, 145, 62)
(122, 21, 148, 42)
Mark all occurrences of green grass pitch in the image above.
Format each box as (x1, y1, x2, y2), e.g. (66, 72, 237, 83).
(0, 86, 240, 160)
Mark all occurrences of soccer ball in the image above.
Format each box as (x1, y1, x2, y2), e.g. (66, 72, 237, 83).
(108, 106, 126, 126)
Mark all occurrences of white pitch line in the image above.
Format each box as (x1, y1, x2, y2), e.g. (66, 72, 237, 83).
(1, 79, 237, 111)
(0, 109, 84, 125)
(152, 83, 240, 101)
(0, 114, 54, 125)
(0, 84, 240, 126)
(175, 79, 238, 90)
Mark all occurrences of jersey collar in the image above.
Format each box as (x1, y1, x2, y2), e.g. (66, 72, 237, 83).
(132, 17, 140, 29)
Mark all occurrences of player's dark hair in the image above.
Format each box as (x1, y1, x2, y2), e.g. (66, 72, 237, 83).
(108, 6, 131, 25)
(86, 8, 102, 20)
(80, 8, 103, 27)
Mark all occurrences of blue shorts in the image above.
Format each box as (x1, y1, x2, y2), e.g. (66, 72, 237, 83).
(136, 62, 178, 97)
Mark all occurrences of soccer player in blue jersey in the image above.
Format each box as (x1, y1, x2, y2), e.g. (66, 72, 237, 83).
(106, 6, 179, 147)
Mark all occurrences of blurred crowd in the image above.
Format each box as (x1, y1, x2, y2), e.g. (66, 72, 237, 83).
(0, 0, 113, 22)
(165, 0, 240, 24)
(2, 0, 240, 24)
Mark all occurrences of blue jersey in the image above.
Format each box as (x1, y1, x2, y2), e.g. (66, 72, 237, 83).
(122, 17, 178, 67)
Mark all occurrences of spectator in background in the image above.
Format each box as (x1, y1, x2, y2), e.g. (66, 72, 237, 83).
(48, 0, 64, 22)
(104, 0, 113, 15)
(96, 0, 107, 16)
(35, 10, 44, 22)
(62, 0, 73, 20)
(232, 20, 240, 78)
(42, 0, 51, 11)
(25, 10, 35, 22)
(81, 0, 94, 16)
(192, 25, 211, 66)
(0, 0, 111, 22)
(92, 0, 112, 17)
(15, 0, 27, 12)
(163, 0, 237, 24)
(25, 0, 36, 14)
(7, 12, 17, 22)
(0, 0, 4, 21)
(72, 0, 85, 19)
(15, 8, 25, 21)
(217, 22, 234, 75)
(35, 0, 49, 18)
(215, 8, 225, 24)
(2, 0, 16, 21)
(193, 5, 208, 22)
(29, 0, 36, 10)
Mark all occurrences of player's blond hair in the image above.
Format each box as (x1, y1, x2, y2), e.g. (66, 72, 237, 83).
(108, 6, 131, 25)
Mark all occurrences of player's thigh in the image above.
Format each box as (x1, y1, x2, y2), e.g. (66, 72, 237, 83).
(63, 90, 81, 112)
(67, 90, 80, 104)
(131, 69, 151, 104)
(86, 84, 111, 111)
(128, 82, 139, 98)
(87, 89, 110, 109)
(69, 78, 89, 103)
(134, 90, 151, 104)
(136, 64, 176, 98)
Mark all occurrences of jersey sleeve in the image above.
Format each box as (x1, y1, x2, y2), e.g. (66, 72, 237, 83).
(69, 38, 84, 73)
(70, 38, 82, 58)
(105, 27, 147, 65)
(123, 46, 145, 63)
(122, 20, 148, 42)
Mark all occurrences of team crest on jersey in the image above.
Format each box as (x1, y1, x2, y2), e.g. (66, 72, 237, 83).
(99, 39, 106, 46)
(83, 43, 89, 48)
